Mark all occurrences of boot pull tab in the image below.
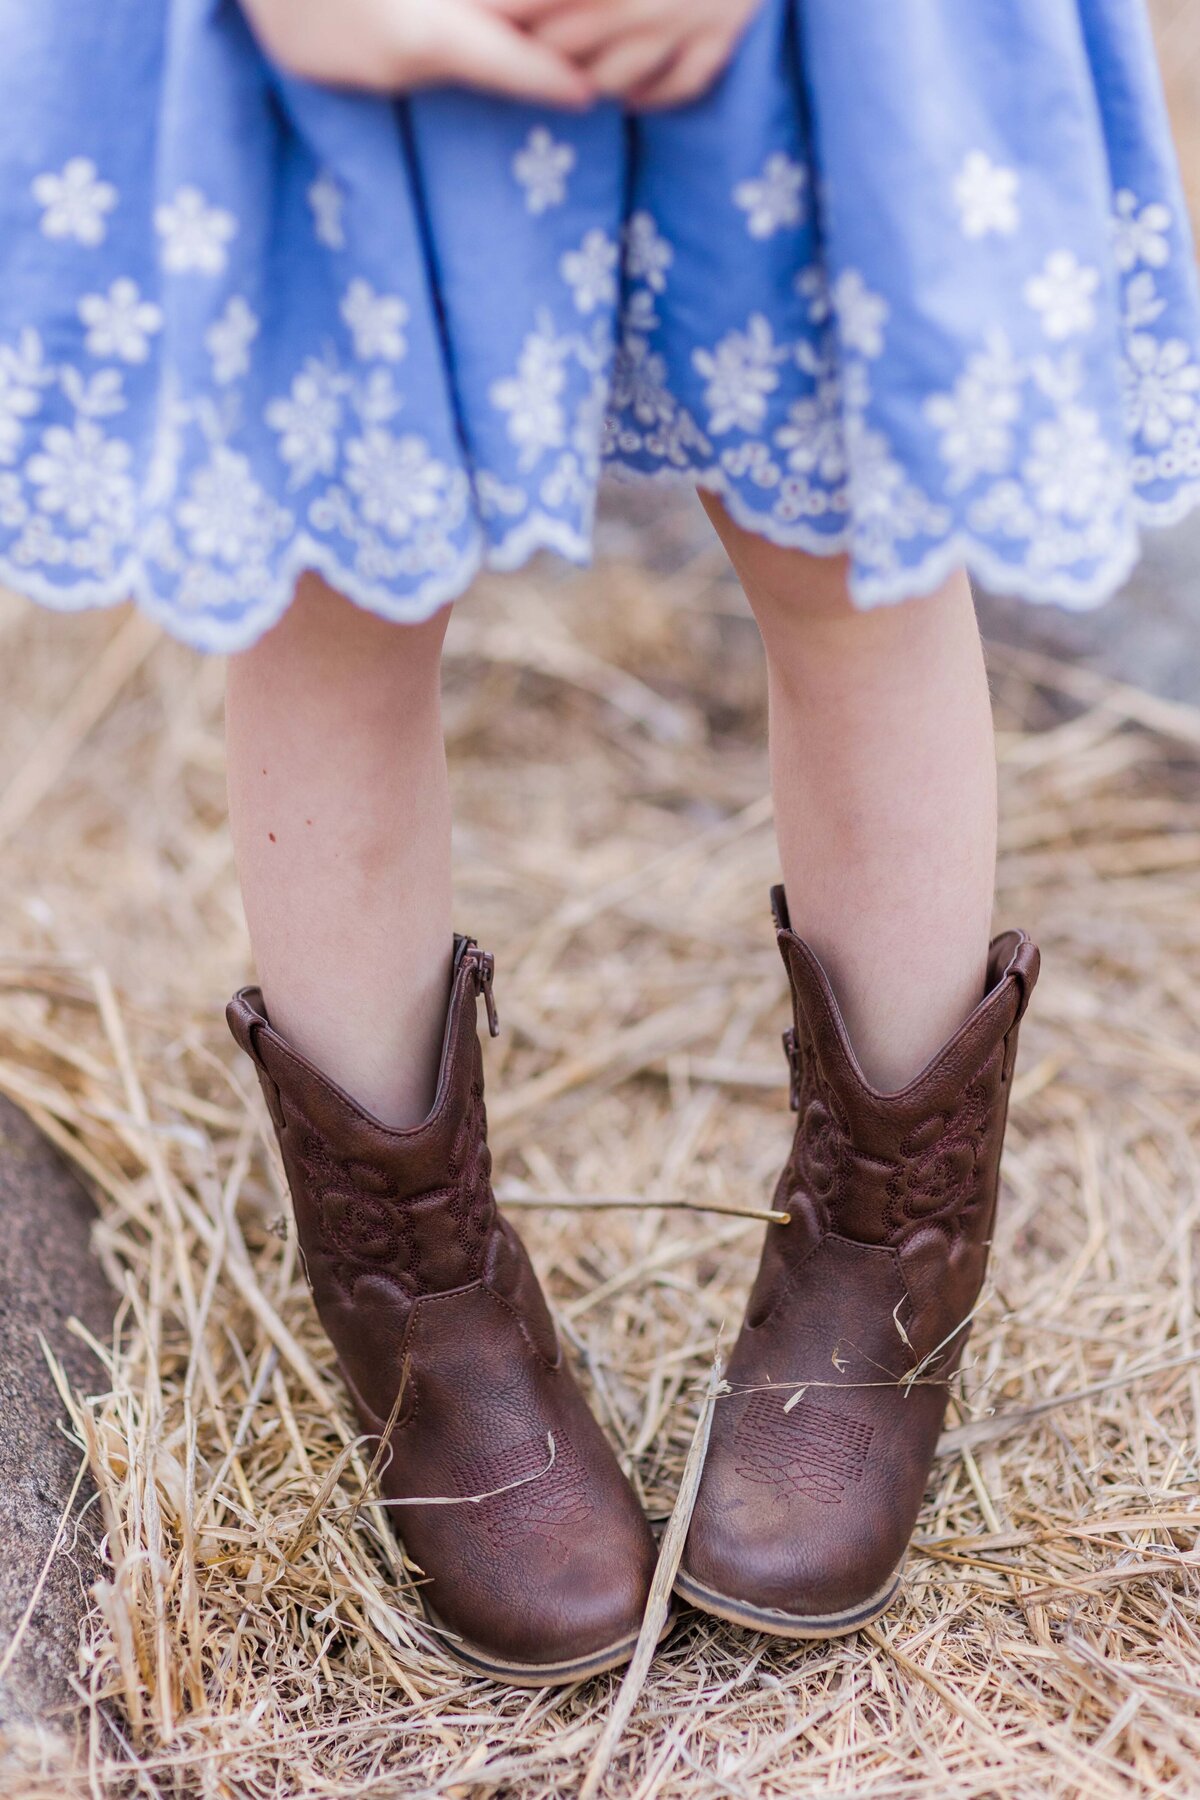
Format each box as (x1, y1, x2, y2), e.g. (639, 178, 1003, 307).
(228, 990, 288, 1131)
(463, 943, 501, 1038)
(1000, 937, 1041, 1083)
(1007, 938, 1041, 1021)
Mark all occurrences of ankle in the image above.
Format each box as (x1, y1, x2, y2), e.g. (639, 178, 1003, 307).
(259, 930, 454, 1128)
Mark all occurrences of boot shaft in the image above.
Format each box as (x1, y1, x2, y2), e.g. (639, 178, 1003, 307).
(770, 884, 1040, 1252)
(227, 936, 502, 1303)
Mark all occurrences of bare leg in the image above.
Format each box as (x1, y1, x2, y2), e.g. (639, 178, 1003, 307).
(702, 496, 997, 1092)
(225, 573, 453, 1127)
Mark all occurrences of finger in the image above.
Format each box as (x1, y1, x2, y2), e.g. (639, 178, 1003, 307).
(628, 31, 730, 109)
(584, 30, 680, 99)
(524, 9, 619, 61)
(418, 6, 596, 105)
(477, 0, 584, 21)
(481, 0, 638, 25)
(485, 0, 644, 63)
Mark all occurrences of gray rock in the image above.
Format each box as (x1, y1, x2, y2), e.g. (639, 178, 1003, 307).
(0, 1097, 113, 1745)
(600, 491, 1200, 706)
(977, 511, 1200, 705)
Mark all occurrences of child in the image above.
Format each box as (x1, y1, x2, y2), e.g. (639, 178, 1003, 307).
(2, 0, 1197, 1682)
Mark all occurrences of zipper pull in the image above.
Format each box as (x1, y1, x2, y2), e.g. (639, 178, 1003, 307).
(465, 944, 500, 1038)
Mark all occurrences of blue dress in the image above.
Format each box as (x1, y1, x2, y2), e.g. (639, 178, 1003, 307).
(1, 0, 1198, 650)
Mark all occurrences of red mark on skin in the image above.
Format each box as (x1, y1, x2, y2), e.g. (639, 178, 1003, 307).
(305, 819, 312, 826)
(268, 832, 277, 843)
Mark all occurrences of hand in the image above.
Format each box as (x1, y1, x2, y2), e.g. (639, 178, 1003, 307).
(239, 0, 594, 106)
(485, 0, 763, 108)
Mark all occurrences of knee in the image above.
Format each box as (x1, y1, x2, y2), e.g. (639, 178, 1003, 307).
(246, 573, 451, 699)
(294, 572, 450, 657)
(742, 554, 863, 657)
(699, 492, 862, 648)
(700, 495, 976, 687)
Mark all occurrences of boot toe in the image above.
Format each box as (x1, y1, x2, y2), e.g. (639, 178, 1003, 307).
(685, 1517, 901, 1625)
(426, 1509, 658, 1676)
(679, 1467, 909, 1632)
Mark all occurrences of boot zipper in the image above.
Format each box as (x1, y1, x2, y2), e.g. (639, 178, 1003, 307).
(782, 1026, 802, 1111)
(463, 943, 501, 1038)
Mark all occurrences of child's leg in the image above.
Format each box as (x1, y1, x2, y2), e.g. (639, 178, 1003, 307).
(225, 575, 661, 1679)
(702, 496, 997, 1092)
(225, 573, 453, 1128)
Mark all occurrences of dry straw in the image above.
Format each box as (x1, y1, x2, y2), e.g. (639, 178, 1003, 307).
(0, 511, 1199, 1799)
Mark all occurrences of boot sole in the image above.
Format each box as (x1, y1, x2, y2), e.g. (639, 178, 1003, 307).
(672, 1564, 902, 1639)
(423, 1602, 677, 1688)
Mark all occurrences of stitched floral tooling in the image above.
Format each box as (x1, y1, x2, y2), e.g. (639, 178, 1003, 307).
(293, 1104, 495, 1301)
(783, 1033, 1004, 1250)
(886, 1073, 997, 1233)
(1, 0, 1198, 650)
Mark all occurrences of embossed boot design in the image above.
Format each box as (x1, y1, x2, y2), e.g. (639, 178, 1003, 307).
(677, 887, 1039, 1637)
(228, 936, 658, 1684)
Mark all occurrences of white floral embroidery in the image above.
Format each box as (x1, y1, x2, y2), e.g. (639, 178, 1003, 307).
(58, 361, 124, 421)
(1120, 331, 1200, 446)
(78, 280, 162, 364)
(775, 372, 846, 485)
(344, 428, 455, 538)
(27, 419, 132, 529)
(33, 158, 118, 247)
(1, 110, 1198, 646)
(541, 451, 591, 511)
(624, 288, 658, 339)
(954, 152, 1020, 239)
(795, 266, 832, 326)
(340, 280, 408, 361)
(560, 230, 619, 315)
(831, 271, 889, 359)
(205, 297, 259, 385)
(846, 410, 947, 551)
(354, 368, 405, 427)
(572, 372, 609, 468)
(177, 446, 285, 564)
(1111, 189, 1171, 274)
(624, 213, 673, 295)
(0, 382, 40, 466)
(266, 360, 344, 485)
(925, 332, 1024, 491)
(694, 315, 785, 435)
(1024, 251, 1100, 341)
(155, 188, 237, 275)
(491, 319, 570, 468)
(308, 171, 346, 251)
(474, 468, 528, 520)
(1123, 269, 1167, 332)
(513, 127, 575, 216)
(0, 333, 52, 465)
(1023, 403, 1118, 521)
(609, 326, 711, 469)
(0, 473, 26, 528)
(734, 154, 807, 239)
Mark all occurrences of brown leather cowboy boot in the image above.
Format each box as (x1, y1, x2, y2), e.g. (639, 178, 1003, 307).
(676, 887, 1039, 1637)
(228, 935, 658, 1684)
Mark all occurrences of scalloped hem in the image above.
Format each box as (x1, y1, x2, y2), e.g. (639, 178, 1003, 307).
(3, 466, 1198, 654)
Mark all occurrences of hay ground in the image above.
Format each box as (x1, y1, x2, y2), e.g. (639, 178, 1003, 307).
(0, 521, 1198, 1798)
